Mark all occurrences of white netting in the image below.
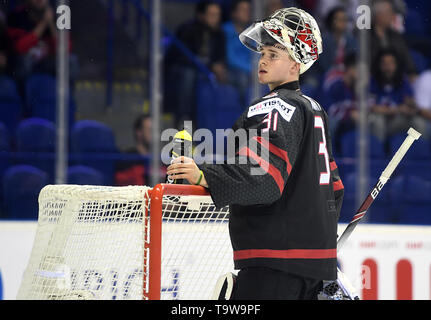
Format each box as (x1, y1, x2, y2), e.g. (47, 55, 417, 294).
(160, 195, 231, 300)
(16, 185, 233, 300)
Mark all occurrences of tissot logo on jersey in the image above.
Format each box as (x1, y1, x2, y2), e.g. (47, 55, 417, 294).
(247, 98, 296, 122)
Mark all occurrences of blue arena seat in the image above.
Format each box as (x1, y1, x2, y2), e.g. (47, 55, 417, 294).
(0, 75, 23, 133)
(71, 120, 118, 185)
(0, 122, 11, 176)
(196, 82, 244, 132)
(392, 175, 431, 225)
(340, 130, 386, 159)
(71, 120, 117, 153)
(2, 165, 48, 220)
(196, 82, 245, 155)
(25, 73, 75, 125)
(67, 165, 104, 185)
(15, 118, 56, 180)
(197, 82, 248, 155)
(389, 133, 431, 179)
(25, 73, 56, 119)
(16, 118, 56, 152)
(337, 131, 388, 182)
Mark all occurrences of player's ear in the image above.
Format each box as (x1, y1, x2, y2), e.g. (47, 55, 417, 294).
(290, 61, 301, 77)
(296, 62, 301, 76)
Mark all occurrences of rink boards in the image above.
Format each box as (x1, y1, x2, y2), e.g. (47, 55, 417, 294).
(1, 221, 431, 300)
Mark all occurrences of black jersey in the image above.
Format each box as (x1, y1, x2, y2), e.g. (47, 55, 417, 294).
(200, 80, 344, 280)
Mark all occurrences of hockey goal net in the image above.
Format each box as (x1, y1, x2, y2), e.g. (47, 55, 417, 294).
(17, 184, 233, 300)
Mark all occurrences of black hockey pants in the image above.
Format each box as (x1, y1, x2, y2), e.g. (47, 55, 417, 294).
(231, 267, 323, 300)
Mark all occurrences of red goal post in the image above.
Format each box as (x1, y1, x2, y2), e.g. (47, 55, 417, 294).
(147, 184, 222, 300)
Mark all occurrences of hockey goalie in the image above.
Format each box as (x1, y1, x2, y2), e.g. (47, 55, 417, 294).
(168, 7, 346, 300)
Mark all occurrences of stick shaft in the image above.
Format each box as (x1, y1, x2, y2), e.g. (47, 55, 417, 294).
(337, 128, 421, 252)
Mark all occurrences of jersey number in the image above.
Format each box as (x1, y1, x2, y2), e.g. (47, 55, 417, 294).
(314, 116, 330, 185)
(262, 111, 278, 133)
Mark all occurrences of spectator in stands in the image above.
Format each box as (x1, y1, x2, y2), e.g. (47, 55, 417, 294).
(413, 69, 431, 138)
(164, 1, 226, 127)
(369, 0, 416, 80)
(132, 113, 153, 156)
(323, 53, 358, 152)
(368, 49, 427, 144)
(115, 114, 152, 186)
(222, 0, 252, 104)
(7, 0, 60, 81)
(317, 6, 357, 76)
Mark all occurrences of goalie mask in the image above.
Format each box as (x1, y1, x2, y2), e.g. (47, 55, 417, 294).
(239, 7, 322, 74)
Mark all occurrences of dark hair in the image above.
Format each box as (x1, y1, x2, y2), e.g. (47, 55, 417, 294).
(133, 114, 151, 132)
(325, 5, 347, 31)
(230, 0, 250, 13)
(372, 48, 404, 88)
(196, 0, 220, 15)
(343, 52, 357, 69)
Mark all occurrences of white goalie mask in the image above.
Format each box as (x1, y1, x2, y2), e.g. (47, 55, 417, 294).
(239, 7, 322, 74)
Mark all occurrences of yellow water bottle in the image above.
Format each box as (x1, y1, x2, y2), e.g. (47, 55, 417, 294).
(166, 130, 193, 184)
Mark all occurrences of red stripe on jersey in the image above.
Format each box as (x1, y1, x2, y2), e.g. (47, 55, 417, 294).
(333, 179, 344, 191)
(238, 146, 285, 194)
(234, 248, 337, 260)
(330, 160, 338, 171)
(253, 136, 292, 174)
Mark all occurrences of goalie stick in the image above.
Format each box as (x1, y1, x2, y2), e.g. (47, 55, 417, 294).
(337, 127, 422, 252)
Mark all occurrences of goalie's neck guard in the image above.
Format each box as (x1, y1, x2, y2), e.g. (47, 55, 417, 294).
(239, 7, 322, 75)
